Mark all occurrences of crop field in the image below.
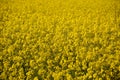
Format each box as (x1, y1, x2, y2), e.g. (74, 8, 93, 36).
(0, 0, 120, 80)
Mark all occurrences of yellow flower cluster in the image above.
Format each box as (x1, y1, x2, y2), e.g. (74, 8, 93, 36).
(0, 0, 120, 80)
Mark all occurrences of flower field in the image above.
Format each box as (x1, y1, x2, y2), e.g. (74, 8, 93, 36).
(0, 0, 120, 80)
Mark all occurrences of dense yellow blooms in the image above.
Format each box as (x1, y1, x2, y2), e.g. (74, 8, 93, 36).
(0, 0, 120, 80)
